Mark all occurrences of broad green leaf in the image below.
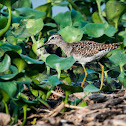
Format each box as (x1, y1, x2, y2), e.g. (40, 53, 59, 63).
(12, 18, 44, 39)
(84, 84, 100, 93)
(0, 65, 18, 80)
(16, 7, 45, 19)
(35, 3, 52, 19)
(105, 1, 126, 27)
(104, 24, 117, 37)
(46, 54, 75, 70)
(48, 76, 61, 86)
(46, 54, 75, 78)
(7, 35, 17, 45)
(53, 11, 72, 29)
(83, 23, 117, 37)
(0, 54, 11, 73)
(12, 0, 32, 10)
(25, 18, 44, 35)
(73, 21, 88, 29)
(0, 43, 22, 54)
(20, 54, 44, 64)
(83, 23, 105, 37)
(0, 81, 17, 102)
(109, 49, 126, 67)
(60, 26, 83, 42)
(71, 9, 85, 23)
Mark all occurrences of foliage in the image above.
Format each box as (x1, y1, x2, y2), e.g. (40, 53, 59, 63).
(0, 0, 126, 125)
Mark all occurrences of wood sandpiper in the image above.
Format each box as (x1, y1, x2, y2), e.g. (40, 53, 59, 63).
(38, 33, 122, 89)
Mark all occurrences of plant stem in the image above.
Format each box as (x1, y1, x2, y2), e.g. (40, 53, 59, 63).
(0, 6, 11, 37)
(3, 100, 9, 114)
(21, 105, 27, 126)
(67, 0, 87, 20)
(96, 0, 106, 23)
(46, 66, 50, 75)
(31, 36, 37, 44)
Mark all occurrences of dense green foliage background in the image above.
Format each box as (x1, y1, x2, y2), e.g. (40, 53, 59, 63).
(0, 0, 126, 125)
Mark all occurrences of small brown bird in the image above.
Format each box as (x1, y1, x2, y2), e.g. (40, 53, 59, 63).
(38, 33, 122, 89)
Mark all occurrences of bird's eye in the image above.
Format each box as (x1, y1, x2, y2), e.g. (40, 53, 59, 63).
(51, 37, 54, 40)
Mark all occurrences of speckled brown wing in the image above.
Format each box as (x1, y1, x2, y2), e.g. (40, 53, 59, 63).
(70, 41, 122, 57)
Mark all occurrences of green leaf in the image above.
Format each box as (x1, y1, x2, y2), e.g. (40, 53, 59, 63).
(13, 58, 26, 72)
(92, 12, 102, 23)
(84, 84, 100, 93)
(20, 54, 44, 64)
(105, 1, 126, 27)
(46, 54, 75, 70)
(44, 23, 57, 27)
(12, 0, 32, 9)
(0, 43, 22, 54)
(0, 54, 11, 73)
(83, 23, 117, 38)
(12, 18, 44, 39)
(32, 38, 44, 55)
(118, 31, 126, 47)
(83, 23, 105, 37)
(60, 26, 83, 42)
(16, 7, 45, 18)
(48, 76, 61, 86)
(59, 84, 83, 95)
(104, 24, 117, 37)
(71, 9, 85, 23)
(12, 97, 39, 107)
(35, 3, 52, 19)
(46, 54, 75, 78)
(0, 65, 18, 80)
(0, 81, 17, 102)
(53, 11, 72, 29)
(7, 35, 17, 45)
(24, 18, 44, 36)
(109, 49, 126, 67)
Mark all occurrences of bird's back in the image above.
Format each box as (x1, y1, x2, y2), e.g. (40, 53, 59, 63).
(69, 41, 122, 65)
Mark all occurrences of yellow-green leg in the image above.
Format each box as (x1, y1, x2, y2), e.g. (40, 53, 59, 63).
(81, 65, 87, 87)
(98, 62, 104, 89)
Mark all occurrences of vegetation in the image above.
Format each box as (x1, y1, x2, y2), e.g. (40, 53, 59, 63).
(0, 0, 126, 125)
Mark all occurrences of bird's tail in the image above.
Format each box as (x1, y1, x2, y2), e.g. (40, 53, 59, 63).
(110, 42, 122, 49)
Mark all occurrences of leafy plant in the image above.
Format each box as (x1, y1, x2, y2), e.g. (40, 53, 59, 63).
(0, 0, 125, 125)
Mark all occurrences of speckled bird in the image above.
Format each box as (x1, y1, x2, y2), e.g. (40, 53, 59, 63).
(38, 33, 122, 89)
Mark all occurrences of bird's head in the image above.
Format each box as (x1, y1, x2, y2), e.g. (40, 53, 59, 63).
(38, 33, 63, 49)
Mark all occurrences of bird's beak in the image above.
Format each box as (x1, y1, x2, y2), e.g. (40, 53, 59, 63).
(37, 41, 49, 50)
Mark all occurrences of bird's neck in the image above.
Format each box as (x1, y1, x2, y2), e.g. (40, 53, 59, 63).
(56, 40, 72, 57)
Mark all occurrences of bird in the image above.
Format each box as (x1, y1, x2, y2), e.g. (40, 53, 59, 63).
(38, 33, 122, 89)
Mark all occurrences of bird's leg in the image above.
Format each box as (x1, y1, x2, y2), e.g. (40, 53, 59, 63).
(98, 62, 104, 89)
(81, 65, 87, 87)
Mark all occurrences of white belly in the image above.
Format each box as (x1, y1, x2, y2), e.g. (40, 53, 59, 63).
(73, 50, 110, 65)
